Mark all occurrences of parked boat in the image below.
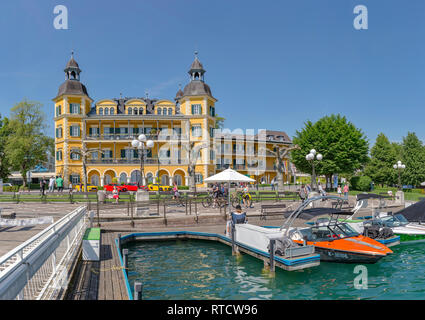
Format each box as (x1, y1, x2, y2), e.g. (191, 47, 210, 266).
(280, 196, 393, 263)
(346, 194, 425, 244)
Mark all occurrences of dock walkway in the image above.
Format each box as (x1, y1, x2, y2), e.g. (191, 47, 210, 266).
(66, 232, 128, 300)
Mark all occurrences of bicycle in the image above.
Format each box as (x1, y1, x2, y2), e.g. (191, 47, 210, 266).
(231, 191, 253, 208)
(202, 191, 227, 208)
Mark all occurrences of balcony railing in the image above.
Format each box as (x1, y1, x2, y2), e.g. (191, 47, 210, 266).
(84, 133, 190, 141)
(86, 158, 188, 165)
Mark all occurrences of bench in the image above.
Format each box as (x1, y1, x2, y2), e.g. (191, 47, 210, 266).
(0, 211, 16, 219)
(259, 191, 279, 202)
(260, 203, 287, 220)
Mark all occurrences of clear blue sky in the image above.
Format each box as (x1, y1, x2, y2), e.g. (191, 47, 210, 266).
(1, 0, 425, 145)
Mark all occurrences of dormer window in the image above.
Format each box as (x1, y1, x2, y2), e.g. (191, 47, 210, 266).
(104, 108, 109, 115)
(128, 107, 132, 115)
(158, 108, 162, 115)
(98, 108, 103, 115)
(110, 107, 114, 115)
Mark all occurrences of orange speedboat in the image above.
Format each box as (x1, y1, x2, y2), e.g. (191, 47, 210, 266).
(281, 196, 393, 263)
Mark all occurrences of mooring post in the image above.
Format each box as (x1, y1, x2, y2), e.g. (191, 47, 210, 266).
(134, 282, 143, 300)
(89, 211, 94, 228)
(269, 239, 275, 272)
(123, 248, 129, 276)
(117, 233, 122, 254)
(231, 223, 236, 255)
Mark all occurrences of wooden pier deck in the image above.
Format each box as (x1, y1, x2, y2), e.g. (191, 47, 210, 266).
(66, 232, 129, 300)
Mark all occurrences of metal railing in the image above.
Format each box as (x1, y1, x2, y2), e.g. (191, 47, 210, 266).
(0, 206, 87, 300)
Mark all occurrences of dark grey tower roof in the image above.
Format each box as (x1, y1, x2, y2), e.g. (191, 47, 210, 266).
(66, 57, 80, 69)
(183, 81, 212, 97)
(56, 80, 89, 97)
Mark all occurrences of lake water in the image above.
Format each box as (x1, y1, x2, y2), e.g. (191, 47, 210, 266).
(125, 239, 425, 300)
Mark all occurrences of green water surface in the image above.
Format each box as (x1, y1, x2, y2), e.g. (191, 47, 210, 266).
(125, 240, 425, 300)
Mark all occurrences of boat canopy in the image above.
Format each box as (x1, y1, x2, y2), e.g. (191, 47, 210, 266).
(395, 199, 425, 222)
(356, 193, 388, 201)
(283, 207, 352, 220)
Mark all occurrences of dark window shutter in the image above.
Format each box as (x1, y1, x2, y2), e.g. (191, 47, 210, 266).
(121, 149, 126, 158)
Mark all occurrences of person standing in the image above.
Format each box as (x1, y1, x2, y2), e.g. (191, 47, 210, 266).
(343, 183, 349, 199)
(337, 185, 342, 197)
(271, 178, 275, 191)
(112, 186, 119, 204)
(48, 176, 55, 193)
(299, 184, 307, 203)
(56, 176, 64, 193)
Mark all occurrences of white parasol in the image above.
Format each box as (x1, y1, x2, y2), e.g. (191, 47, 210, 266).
(204, 168, 255, 215)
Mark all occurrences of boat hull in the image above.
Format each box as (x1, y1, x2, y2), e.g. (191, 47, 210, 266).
(313, 246, 384, 263)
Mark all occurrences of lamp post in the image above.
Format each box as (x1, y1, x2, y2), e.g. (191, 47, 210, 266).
(305, 149, 323, 191)
(131, 134, 154, 186)
(393, 161, 406, 190)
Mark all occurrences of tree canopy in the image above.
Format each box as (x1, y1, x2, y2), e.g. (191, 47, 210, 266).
(291, 114, 369, 181)
(400, 132, 425, 187)
(364, 133, 397, 186)
(5, 100, 53, 186)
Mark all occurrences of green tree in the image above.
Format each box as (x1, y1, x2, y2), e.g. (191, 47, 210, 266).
(364, 133, 397, 187)
(0, 115, 12, 181)
(291, 114, 369, 187)
(5, 100, 53, 187)
(400, 132, 425, 187)
(215, 114, 225, 129)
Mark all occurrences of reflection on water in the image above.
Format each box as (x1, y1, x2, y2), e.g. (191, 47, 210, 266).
(125, 240, 425, 300)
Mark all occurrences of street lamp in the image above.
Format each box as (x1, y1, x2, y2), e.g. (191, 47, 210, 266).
(393, 161, 406, 190)
(306, 149, 323, 191)
(131, 134, 154, 186)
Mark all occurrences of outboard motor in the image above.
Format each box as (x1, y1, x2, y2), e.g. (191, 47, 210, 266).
(379, 227, 394, 239)
(268, 236, 294, 256)
(363, 225, 380, 239)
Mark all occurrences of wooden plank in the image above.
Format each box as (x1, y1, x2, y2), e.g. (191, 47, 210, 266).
(103, 233, 115, 300)
(110, 232, 128, 300)
(98, 236, 106, 300)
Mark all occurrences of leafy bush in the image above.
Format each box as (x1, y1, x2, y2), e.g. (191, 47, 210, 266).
(350, 176, 361, 190)
(178, 186, 189, 190)
(3, 186, 19, 192)
(357, 176, 372, 192)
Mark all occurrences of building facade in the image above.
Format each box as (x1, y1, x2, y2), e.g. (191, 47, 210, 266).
(53, 53, 293, 187)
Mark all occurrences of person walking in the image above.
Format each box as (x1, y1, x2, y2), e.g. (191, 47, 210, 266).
(343, 183, 349, 199)
(48, 176, 55, 193)
(271, 178, 275, 191)
(112, 186, 119, 204)
(337, 185, 342, 197)
(56, 176, 64, 193)
(40, 178, 46, 196)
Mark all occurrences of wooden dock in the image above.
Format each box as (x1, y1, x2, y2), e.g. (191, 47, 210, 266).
(65, 232, 129, 300)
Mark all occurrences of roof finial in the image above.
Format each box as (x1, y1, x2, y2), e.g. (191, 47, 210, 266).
(194, 51, 198, 58)
(178, 83, 182, 90)
(71, 50, 74, 59)
(120, 92, 122, 99)
(145, 90, 149, 99)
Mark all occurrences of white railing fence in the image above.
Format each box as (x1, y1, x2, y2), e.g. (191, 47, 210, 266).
(0, 206, 88, 300)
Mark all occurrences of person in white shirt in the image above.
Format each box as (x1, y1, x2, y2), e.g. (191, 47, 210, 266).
(48, 176, 55, 193)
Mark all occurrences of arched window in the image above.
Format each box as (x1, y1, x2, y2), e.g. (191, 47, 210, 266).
(146, 173, 153, 184)
(130, 170, 141, 183)
(157, 108, 162, 115)
(134, 108, 138, 115)
(119, 172, 128, 184)
(168, 108, 172, 115)
(90, 174, 100, 186)
(99, 108, 103, 115)
(110, 107, 114, 115)
(104, 108, 109, 115)
(161, 175, 169, 186)
(139, 107, 143, 115)
(128, 107, 132, 115)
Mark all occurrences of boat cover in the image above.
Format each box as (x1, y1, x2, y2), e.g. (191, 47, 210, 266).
(356, 193, 388, 200)
(283, 207, 352, 220)
(396, 199, 425, 222)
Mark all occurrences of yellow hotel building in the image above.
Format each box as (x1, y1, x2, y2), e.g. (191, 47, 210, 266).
(53, 53, 294, 187)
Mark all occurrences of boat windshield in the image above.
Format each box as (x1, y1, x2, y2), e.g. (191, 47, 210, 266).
(329, 223, 360, 238)
(381, 214, 409, 227)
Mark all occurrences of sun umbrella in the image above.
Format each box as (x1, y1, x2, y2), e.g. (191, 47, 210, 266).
(204, 168, 255, 215)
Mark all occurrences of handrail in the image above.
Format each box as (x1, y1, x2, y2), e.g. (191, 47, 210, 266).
(0, 206, 85, 268)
